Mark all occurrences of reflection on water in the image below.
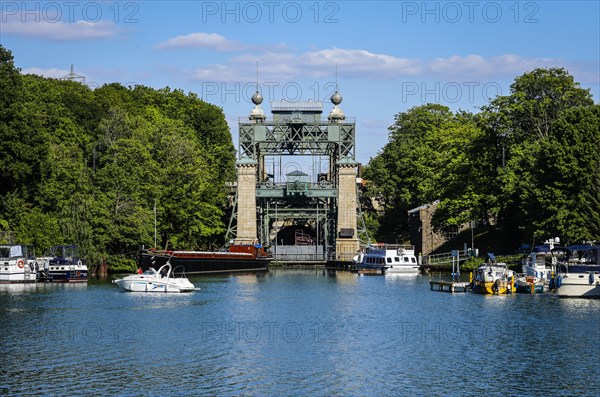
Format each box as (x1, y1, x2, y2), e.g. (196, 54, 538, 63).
(1, 269, 599, 396)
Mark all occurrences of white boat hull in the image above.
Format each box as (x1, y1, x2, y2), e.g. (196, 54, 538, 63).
(1, 245, 37, 283)
(113, 263, 196, 293)
(556, 273, 600, 298)
(0, 264, 37, 283)
(114, 278, 194, 293)
(385, 266, 420, 274)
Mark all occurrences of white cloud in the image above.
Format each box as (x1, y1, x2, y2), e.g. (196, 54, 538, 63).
(303, 48, 422, 78)
(155, 32, 247, 51)
(3, 19, 119, 41)
(183, 47, 590, 85)
(188, 48, 422, 82)
(21, 67, 70, 78)
(155, 32, 288, 53)
(428, 54, 563, 78)
(156, 32, 590, 84)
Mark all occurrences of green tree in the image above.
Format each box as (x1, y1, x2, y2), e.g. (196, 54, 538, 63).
(363, 104, 485, 240)
(0, 45, 238, 272)
(485, 68, 596, 244)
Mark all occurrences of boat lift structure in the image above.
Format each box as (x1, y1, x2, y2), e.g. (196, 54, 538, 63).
(226, 85, 367, 262)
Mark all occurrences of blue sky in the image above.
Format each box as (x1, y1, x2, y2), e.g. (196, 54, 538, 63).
(1, 0, 599, 164)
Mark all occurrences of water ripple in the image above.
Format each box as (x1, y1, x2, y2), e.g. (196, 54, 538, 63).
(1, 271, 599, 396)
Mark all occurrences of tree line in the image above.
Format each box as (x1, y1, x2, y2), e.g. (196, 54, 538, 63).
(0, 46, 236, 272)
(363, 67, 600, 249)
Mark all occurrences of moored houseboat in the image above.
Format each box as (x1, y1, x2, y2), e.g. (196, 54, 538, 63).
(353, 243, 420, 275)
(36, 245, 88, 282)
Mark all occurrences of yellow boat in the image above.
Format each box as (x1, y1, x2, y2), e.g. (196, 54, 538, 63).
(473, 257, 516, 294)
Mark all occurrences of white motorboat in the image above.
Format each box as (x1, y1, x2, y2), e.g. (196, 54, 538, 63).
(113, 263, 197, 293)
(0, 245, 37, 283)
(354, 244, 420, 274)
(554, 244, 600, 298)
(521, 238, 568, 287)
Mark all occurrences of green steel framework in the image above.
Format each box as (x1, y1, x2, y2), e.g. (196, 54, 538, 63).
(226, 108, 369, 259)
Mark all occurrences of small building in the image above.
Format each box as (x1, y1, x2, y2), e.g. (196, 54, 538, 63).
(408, 200, 458, 256)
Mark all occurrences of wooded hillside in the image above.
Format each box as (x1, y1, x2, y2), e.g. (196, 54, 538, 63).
(363, 67, 600, 248)
(0, 46, 236, 272)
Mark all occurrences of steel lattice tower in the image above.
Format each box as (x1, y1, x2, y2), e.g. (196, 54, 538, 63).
(227, 88, 361, 262)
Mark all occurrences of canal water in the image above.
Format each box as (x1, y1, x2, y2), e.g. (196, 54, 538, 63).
(1, 269, 599, 396)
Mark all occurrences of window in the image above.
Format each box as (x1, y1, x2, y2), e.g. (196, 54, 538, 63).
(387, 258, 392, 263)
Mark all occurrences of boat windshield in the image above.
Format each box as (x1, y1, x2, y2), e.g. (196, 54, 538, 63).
(569, 247, 599, 265)
(46, 245, 79, 258)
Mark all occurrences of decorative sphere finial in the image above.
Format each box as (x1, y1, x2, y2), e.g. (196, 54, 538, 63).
(251, 91, 263, 105)
(331, 91, 342, 106)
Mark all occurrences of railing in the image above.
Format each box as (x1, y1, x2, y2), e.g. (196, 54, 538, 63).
(424, 251, 465, 267)
(272, 253, 327, 262)
(272, 245, 326, 262)
(366, 243, 414, 251)
(257, 181, 336, 190)
(238, 117, 356, 124)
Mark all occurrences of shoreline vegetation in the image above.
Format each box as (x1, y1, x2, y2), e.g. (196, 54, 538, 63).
(1, 45, 598, 273)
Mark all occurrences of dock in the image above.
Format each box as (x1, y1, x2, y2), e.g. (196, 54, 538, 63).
(429, 280, 471, 293)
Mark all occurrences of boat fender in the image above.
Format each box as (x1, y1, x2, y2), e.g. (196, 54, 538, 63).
(17, 259, 25, 269)
(589, 273, 595, 285)
(556, 276, 562, 289)
(34, 261, 39, 271)
(29, 262, 35, 271)
(548, 277, 555, 290)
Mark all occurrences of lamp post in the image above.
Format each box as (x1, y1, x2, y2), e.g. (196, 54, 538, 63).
(470, 220, 475, 256)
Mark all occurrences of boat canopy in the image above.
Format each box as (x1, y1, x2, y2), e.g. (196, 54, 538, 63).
(567, 244, 600, 251)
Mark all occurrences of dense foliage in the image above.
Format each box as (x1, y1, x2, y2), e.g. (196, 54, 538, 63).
(364, 68, 599, 248)
(0, 46, 236, 272)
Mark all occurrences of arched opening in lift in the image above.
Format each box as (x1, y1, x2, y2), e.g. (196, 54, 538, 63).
(274, 224, 316, 246)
